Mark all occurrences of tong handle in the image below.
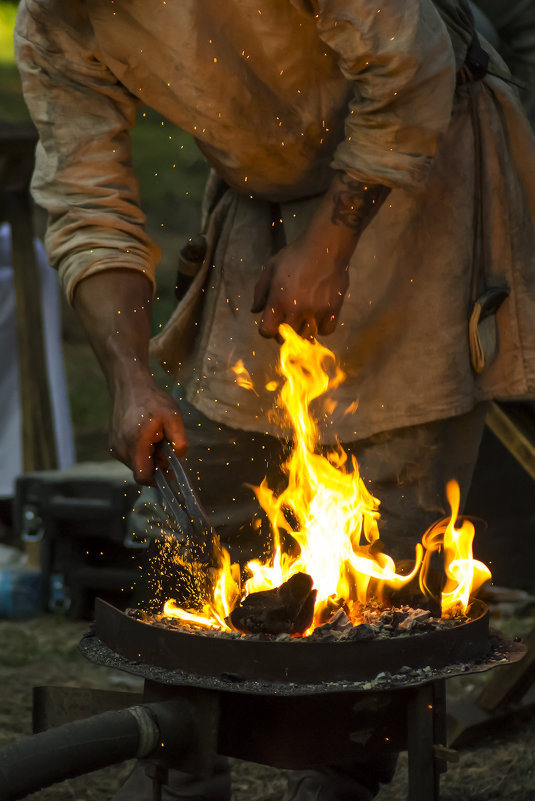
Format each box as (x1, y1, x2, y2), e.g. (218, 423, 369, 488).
(153, 467, 191, 537)
(155, 441, 215, 561)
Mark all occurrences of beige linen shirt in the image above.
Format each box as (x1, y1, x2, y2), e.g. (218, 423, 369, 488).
(14, 0, 535, 442)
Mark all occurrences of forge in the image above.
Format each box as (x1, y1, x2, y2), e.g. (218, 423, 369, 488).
(14, 595, 519, 801)
(0, 494, 526, 801)
(156, 326, 493, 642)
(96, 597, 492, 686)
(0, 328, 526, 801)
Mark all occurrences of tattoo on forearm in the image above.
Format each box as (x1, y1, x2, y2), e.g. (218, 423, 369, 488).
(331, 174, 391, 234)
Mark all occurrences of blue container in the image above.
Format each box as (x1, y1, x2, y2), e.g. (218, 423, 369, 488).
(0, 568, 42, 619)
(48, 573, 67, 613)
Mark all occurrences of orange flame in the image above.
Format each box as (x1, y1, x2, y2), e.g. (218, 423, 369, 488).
(231, 359, 257, 394)
(162, 602, 223, 630)
(344, 400, 359, 416)
(420, 481, 492, 617)
(163, 545, 240, 631)
(161, 326, 490, 631)
(244, 324, 422, 625)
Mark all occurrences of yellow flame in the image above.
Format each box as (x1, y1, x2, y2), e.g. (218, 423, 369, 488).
(231, 359, 257, 394)
(163, 601, 223, 630)
(162, 543, 240, 631)
(241, 324, 421, 625)
(420, 481, 492, 616)
(162, 326, 491, 631)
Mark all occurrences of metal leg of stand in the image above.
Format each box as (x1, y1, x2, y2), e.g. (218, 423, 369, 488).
(145, 763, 168, 801)
(407, 683, 441, 801)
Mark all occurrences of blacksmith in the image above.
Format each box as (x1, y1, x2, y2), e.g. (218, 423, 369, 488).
(14, 1, 535, 799)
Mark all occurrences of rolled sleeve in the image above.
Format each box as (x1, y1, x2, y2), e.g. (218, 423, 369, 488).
(14, 0, 160, 303)
(316, 0, 457, 188)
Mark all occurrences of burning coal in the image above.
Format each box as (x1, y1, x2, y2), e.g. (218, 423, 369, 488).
(161, 325, 491, 635)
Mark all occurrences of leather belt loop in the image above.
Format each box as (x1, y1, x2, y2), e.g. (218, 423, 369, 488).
(465, 30, 490, 82)
(457, 30, 490, 87)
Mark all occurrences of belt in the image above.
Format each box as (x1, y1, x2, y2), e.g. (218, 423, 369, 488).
(457, 31, 489, 86)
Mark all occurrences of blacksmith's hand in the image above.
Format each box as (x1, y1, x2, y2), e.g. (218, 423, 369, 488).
(110, 377, 187, 485)
(251, 172, 390, 339)
(72, 269, 188, 484)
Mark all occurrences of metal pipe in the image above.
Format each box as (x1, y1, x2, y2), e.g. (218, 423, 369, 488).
(0, 700, 193, 801)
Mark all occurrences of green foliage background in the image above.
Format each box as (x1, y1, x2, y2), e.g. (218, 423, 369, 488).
(0, 1, 209, 461)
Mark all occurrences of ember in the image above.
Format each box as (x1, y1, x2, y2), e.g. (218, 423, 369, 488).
(157, 326, 491, 636)
(143, 601, 466, 643)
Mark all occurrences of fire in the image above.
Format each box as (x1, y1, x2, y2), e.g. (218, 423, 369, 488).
(161, 325, 491, 632)
(231, 359, 257, 394)
(163, 545, 240, 631)
(420, 481, 492, 617)
(163, 604, 222, 630)
(244, 324, 422, 626)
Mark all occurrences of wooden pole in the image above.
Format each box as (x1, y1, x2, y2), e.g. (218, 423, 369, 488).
(486, 401, 535, 481)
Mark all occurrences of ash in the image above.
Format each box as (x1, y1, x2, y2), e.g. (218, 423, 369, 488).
(307, 605, 465, 642)
(129, 603, 467, 643)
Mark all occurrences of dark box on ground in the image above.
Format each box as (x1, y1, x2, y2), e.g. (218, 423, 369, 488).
(14, 462, 146, 618)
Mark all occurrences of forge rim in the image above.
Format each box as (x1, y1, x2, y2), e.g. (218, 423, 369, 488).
(94, 598, 491, 685)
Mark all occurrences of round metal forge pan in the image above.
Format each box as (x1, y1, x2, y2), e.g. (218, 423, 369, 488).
(94, 599, 491, 685)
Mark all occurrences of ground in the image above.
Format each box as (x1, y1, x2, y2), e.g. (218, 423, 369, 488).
(1, 610, 535, 801)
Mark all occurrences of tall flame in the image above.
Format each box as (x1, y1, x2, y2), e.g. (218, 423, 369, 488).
(244, 324, 422, 626)
(161, 325, 490, 631)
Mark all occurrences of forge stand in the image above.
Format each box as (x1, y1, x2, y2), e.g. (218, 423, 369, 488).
(30, 599, 524, 801)
(35, 676, 449, 801)
(150, 676, 452, 801)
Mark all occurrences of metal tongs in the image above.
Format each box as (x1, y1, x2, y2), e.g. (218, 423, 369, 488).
(154, 440, 216, 565)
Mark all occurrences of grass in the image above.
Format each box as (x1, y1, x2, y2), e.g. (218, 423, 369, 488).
(0, 1, 209, 463)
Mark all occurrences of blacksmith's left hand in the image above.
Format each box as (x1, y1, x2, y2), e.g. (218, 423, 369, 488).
(251, 235, 350, 339)
(251, 172, 390, 340)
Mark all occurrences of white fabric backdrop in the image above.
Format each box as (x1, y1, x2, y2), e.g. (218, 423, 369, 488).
(0, 222, 75, 497)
